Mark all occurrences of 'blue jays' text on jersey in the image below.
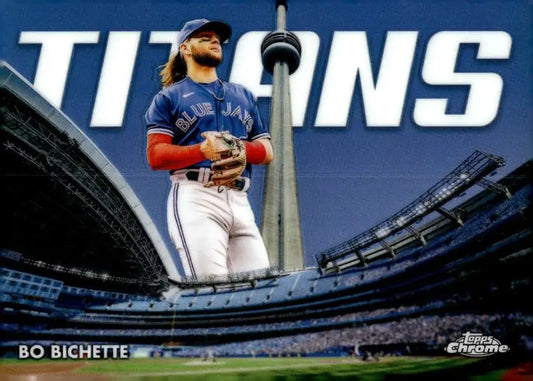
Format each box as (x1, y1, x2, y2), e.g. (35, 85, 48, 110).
(144, 77, 269, 176)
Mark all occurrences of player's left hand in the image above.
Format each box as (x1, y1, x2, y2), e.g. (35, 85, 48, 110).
(201, 131, 247, 188)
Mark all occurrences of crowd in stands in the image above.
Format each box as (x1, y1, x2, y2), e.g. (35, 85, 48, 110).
(36, 303, 445, 336)
(281, 313, 529, 354)
(5, 312, 530, 358)
(173, 312, 531, 357)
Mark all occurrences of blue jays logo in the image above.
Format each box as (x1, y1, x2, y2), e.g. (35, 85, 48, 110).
(175, 102, 254, 133)
(221, 102, 254, 132)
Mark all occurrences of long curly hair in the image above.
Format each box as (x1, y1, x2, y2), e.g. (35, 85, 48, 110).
(160, 51, 187, 87)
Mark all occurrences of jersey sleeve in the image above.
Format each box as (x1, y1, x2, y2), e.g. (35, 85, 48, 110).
(145, 91, 175, 137)
(246, 90, 270, 141)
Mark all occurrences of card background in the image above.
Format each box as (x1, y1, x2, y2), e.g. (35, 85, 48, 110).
(1, 0, 530, 274)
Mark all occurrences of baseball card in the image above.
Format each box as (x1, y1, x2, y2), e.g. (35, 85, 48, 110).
(0, 0, 531, 379)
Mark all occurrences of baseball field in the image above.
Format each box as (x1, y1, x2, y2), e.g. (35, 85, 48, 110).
(1, 356, 526, 380)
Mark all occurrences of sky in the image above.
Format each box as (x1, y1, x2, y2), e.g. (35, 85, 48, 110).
(1, 0, 531, 273)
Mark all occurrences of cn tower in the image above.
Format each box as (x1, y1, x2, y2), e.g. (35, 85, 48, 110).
(260, 0, 304, 270)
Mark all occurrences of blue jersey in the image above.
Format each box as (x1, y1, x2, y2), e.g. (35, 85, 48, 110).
(145, 77, 269, 177)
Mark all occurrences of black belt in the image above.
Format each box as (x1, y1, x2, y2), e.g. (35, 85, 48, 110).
(185, 171, 248, 191)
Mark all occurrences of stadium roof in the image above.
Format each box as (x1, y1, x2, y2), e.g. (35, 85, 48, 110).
(315, 150, 506, 269)
(0, 61, 179, 286)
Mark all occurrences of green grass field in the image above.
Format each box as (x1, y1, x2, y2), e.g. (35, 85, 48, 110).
(0, 356, 516, 380)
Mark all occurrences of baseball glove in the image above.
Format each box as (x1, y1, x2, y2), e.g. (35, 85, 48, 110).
(200, 131, 247, 188)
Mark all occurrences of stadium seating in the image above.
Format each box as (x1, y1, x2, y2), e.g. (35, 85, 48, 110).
(1, 165, 530, 352)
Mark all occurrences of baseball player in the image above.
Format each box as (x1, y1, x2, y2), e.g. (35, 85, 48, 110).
(145, 19, 272, 279)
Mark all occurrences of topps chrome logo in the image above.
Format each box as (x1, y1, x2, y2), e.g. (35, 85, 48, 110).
(445, 332, 510, 357)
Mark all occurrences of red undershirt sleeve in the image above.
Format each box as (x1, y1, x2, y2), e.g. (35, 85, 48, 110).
(244, 140, 267, 164)
(146, 133, 205, 170)
(147, 134, 268, 170)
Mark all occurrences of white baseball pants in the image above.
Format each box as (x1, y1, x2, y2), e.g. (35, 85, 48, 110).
(167, 170, 270, 279)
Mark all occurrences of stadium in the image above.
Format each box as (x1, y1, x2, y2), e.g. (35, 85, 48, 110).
(0, 57, 531, 380)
